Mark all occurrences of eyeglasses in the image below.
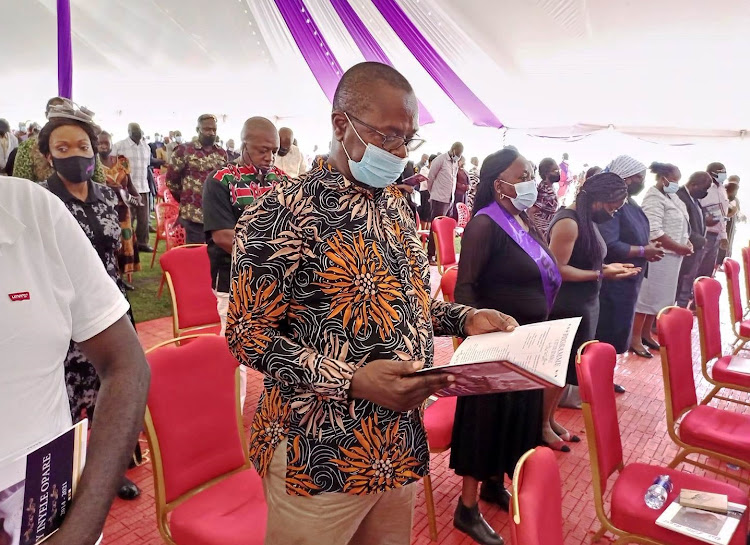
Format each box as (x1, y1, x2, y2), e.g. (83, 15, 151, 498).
(346, 113, 425, 152)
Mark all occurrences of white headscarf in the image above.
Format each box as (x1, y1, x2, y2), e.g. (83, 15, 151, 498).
(605, 155, 646, 179)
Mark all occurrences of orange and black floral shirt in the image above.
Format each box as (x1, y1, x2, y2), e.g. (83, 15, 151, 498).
(227, 165, 472, 496)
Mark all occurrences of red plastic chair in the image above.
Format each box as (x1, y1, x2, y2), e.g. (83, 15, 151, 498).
(422, 396, 458, 541)
(431, 216, 458, 275)
(144, 335, 265, 545)
(657, 306, 750, 487)
(742, 247, 750, 317)
(165, 188, 178, 204)
(152, 202, 180, 268)
(456, 202, 470, 235)
(723, 258, 750, 353)
(693, 276, 750, 406)
(510, 447, 564, 545)
(160, 245, 221, 338)
(577, 340, 749, 545)
(155, 173, 168, 204)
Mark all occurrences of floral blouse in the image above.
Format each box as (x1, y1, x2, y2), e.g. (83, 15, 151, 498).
(40, 174, 121, 282)
(227, 165, 472, 496)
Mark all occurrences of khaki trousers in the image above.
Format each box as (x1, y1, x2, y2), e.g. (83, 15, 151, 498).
(214, 290, 246, 410)
(263, 440, 416, 545)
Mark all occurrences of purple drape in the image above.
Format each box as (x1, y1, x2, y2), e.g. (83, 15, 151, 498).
(57, 0, 73, 99)
(274, 0, 343, 103)
(329, 0, 434, 125)
(371, 0, 503, 128)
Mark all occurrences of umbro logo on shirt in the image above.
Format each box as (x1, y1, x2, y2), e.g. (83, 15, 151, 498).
(8, 292, 30, 302)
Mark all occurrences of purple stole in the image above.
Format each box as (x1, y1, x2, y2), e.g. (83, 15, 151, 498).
(477, 201, 562, 312)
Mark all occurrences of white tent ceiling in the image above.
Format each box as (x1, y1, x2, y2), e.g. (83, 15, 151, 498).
(2, 0, 750, 151)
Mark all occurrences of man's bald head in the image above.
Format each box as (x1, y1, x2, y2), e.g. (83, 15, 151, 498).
(686, 171, 712, 199)
(279, 127, 294, 151)
(329, 62, 419, 184)
(240, 117, 279, 170)
(332, 62, 417, 119)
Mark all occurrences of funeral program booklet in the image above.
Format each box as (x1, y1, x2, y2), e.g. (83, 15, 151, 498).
(0, 420, 88, 545)
(416, 317, 581, 396)
(656, 498, 746, 545)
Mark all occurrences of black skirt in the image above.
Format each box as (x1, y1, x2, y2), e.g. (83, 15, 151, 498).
(449, 389, 544, 481)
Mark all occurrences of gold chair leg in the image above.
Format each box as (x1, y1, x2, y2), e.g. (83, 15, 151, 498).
(701, 385, 722, 405)
(592, 525, 607, 542)
(733, 339, 748, 355)
(423, 474, 438, 542)
(668, 450, 688, 469)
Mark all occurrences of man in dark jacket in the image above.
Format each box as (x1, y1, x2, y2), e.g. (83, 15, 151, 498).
(676, 171, 713, 308)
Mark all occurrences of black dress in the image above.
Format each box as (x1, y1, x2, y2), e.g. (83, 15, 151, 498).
(450, 214, 547, 481)
(548, 208, 605, 385)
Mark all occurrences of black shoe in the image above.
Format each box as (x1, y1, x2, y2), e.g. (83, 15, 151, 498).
(479, 480, 511, 512)
(122, 280, 135, 291)
(454, 499, 504, 545)
(117, 477, 141, 500)
(149, 225, 157, 233)
(138, 245, 154, 253)
(628, 346, 653, 358)
(614, 384, 626, 394)
(642, 337, 660, 350)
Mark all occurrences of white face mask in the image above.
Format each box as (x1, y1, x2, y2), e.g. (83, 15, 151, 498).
(716, 172, 728, 184)
(175, 136, 183, 144)
(501, 180, 538, 212)
(663, 176, 679, 194)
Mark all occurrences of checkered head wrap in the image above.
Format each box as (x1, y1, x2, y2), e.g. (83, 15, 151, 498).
(604, 155, 647, 179)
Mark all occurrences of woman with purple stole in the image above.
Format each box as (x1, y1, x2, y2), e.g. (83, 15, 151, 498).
(450, 148, 561, 545)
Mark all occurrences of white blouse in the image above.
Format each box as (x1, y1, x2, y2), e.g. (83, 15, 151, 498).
(641, 186, 690, 252)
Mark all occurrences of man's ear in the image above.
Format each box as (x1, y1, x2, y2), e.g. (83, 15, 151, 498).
(331, 111, 348, 142)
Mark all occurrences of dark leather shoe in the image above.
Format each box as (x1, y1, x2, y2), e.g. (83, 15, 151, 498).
(479, 480, 511, 512)
(117, 477, 141, 500)
(454, 499, 504, 545)
(138, 245, 154, 253)
(642, 337, 660, 350)
(122, 280, 136, 291)
(614, 383, 626, 394)
(628, 346, 653, 358)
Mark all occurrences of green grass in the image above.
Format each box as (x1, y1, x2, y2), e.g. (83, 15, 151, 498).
(128, 231, 174, 323)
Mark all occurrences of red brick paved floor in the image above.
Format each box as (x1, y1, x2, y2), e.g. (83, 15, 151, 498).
(104, 270, 750, 545)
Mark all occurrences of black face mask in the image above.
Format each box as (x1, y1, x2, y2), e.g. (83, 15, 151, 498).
(99, 149, 111, 159)
(627, 180, 645, 196)
(548, 173, 561, 184)
(53, 155, 95, 184)
(277, 147, 290, 157)
(693, 188, 709, 200)
(592, 208, 614, 224)
(199, 134, 216, 146)
(130, 131, 143, 142)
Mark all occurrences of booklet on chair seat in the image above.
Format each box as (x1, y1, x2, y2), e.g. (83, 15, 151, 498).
(726, 356, 750, 375)
(415, 317, 580, 396)
(656, 497, 746, 545)
(0, 420, 88, 545)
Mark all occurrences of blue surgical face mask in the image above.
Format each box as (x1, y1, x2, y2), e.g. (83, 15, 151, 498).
(716, 172, 728, 184)
(502, 180, 538, 212)
(663, 176, 679, 194)
(341, 114, 408, 188)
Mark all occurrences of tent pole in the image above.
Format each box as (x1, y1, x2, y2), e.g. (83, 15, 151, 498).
(57, 0, 73, 99)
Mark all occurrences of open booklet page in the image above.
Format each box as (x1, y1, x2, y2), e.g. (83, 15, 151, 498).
(656, 499, 746, 545)
(417, 317, 580, 396)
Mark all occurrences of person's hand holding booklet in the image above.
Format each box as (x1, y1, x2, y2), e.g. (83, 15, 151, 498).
(414, 317, 582, 397)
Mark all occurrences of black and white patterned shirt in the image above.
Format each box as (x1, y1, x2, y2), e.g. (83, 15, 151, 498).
(41, 174, 121, 284)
